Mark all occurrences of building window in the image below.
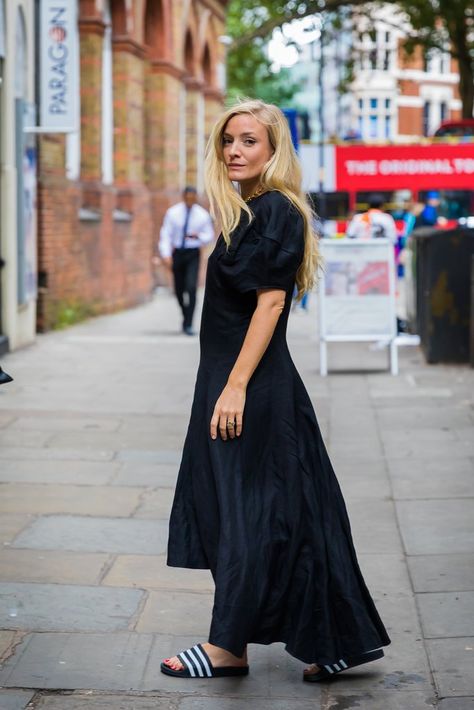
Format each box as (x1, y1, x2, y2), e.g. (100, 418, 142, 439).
(383, 50, 390, 71)
(370, 98, 378, 109)
(440, 52, 450, 74)
(385, 115, 391, 138)
(369, 115, 378, 138)
(423, 101, 431, 136)
(369, 48, 377, 70)
(440, 101, 448, 121)
(385, 98, 391, 110)
(423, 50, 433, 73)
(358, 98, 363, 110)
(385, 31, 390, 44)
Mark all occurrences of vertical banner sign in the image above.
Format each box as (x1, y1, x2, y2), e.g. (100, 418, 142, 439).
(40, 0, 77, 131)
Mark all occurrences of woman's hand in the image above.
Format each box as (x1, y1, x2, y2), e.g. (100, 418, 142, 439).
(210, 383, 246, 441)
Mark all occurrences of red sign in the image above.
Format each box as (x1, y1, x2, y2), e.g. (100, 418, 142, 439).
(335, 143, 474, 191)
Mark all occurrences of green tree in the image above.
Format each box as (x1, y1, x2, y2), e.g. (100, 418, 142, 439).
(228, 1, 474, 118)
(226, 1, 300, 106)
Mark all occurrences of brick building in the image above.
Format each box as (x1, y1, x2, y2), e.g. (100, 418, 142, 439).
(37, 0, 227, 332)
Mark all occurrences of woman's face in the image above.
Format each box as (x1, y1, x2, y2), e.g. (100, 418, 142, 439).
(222, 114, 274, 193)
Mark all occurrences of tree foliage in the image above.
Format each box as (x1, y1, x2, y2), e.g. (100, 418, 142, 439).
(227, 0, 474, 118)
(226, 1, 300, 106)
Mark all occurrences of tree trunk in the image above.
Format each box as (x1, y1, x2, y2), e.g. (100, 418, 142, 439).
(447, 14, 474, 118)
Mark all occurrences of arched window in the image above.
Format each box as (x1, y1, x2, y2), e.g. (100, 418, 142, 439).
(184, 31, 194, 76)
(202, 44, 212, 86)
(145, 0, 165, 60)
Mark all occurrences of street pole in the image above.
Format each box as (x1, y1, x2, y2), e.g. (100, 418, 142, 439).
(318, 19, 326, 222)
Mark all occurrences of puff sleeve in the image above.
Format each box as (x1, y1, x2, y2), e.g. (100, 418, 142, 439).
(220, 193, 305, 294)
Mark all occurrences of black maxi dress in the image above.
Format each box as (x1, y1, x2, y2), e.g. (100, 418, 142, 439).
(167, 190, 391, 665)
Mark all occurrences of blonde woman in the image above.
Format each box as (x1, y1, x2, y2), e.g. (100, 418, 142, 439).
(161, 100, 390, 682)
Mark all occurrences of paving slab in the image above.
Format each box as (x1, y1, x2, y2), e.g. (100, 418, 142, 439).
(381, 433, 474, 460)
(0, 630, 18, 658)
(0, 484, 143, 516)
(426, 638, 474, 697)
(102, 554, 213, 592)
(417, 592, 474, 638)
(387, 458, 474, 500)
(133, 489, 175, 519)
(0, 549, 109, 585)
(179, 699, 320, 710)
(345, 499, 403, 554)
(0, 582, 144, 632)
(0, 460, 118, 485)
(135, 589, 214, 634)
(0, 430, 52, 448)
(0, 413, 15, 428)
(408, 555, 474, 593)
(47, 428, 183, 452)
(0, 689, 35, 710)
(396, 500, 474, 555)
(8, 416, 121, 432)
(357, 554, 412, 594)
(115, 450, 181, 465)
(11, 516, 168, 555)
(111, 464, 178, 488)
(0, 448, 115, 464)
(323, 691, 436, 709)
(438, 700, 474, 710)
(376, 406, 472, 430)
(33, 695, 179, 710)
(0, 514, 34, 544)
(0, 632, 155, 690)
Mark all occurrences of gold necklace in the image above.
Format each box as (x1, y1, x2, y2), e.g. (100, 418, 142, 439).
(243, 185, 266, 203)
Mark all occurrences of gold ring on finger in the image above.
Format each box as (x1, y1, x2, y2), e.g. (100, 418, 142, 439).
(227, 420, 235, 428)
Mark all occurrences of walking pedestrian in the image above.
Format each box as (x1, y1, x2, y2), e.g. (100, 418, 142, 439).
(414, 190, 446, 228)
(159, 187, 214, 335)
(161, 99, 390, 683)
(346, 193, 397, 243)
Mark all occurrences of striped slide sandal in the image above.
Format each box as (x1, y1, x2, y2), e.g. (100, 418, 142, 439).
(160, 643, 249, 679)
(303, 648, 384, 682)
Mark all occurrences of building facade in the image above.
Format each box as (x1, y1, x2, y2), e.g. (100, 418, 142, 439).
(37, 0, 227, 333)
(0, 0, 36, 353)
(351, 4, 462, 142)
(285, 4, 462, 144)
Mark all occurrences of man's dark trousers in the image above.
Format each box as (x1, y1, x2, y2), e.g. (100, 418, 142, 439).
(172, 247, 200, 331)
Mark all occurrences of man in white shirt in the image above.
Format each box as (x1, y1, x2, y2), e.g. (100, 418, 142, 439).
(159, 187, 214, 335)
(346, 194, 397, 243)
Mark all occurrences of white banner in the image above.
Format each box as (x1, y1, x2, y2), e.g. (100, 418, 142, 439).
(40, 0, 78, 131)
(319, 239, 396, 338)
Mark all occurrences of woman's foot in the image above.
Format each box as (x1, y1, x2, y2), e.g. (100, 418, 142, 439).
(303, 664, 321, 677)
(163, 642, 247, 672)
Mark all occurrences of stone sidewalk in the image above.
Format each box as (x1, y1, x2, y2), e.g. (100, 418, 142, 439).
(0, 290, 473, 710)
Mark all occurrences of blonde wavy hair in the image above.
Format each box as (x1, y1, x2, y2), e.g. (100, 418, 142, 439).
(204, 99, 320, 299)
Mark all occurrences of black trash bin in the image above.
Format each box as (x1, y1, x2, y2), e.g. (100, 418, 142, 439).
(405, 226, 474, 363)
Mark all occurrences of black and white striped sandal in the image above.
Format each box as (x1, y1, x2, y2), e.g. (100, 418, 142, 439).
(160, 643, 249, 679)
(303, 648, 384, 682)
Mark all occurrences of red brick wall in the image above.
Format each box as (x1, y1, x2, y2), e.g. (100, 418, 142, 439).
(36, 0, 227, 331)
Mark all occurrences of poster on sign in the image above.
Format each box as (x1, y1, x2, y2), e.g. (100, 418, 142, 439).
(319, 239, 397, 375)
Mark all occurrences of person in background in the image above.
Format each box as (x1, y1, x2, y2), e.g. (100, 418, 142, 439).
(159, 187, 214, 335)
(0, 367, 13, 385)
(346, 194, 397, 243)
(414, 191, 446, 228)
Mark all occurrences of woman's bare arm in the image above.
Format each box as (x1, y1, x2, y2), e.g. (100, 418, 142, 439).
(210, 288, 286, 440)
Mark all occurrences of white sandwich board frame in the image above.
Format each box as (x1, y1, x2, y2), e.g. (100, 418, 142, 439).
(318, 239, 398, 376)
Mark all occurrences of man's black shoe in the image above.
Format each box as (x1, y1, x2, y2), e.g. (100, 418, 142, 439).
(0, 367, 13, 385)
